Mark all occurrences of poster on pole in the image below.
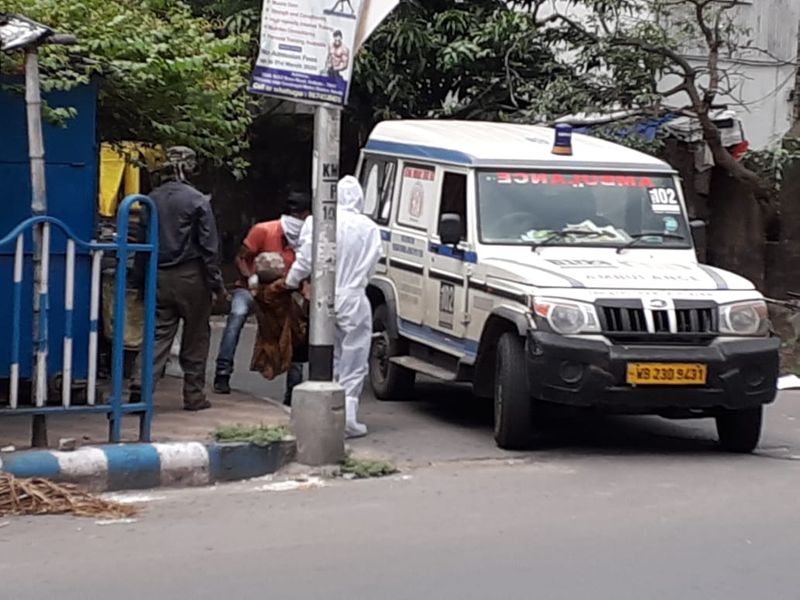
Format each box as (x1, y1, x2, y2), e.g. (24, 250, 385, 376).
(249, 0, 364, 106)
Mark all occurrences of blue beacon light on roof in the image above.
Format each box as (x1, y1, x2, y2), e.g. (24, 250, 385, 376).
(552, 123, 573, 156)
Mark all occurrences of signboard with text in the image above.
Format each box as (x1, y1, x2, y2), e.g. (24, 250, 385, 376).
(249, 0, 364, 106)
(398, 165, 437, 230)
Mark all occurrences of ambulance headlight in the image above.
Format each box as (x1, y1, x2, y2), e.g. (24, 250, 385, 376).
(533, 299, 600, 335)
(719, 300, 768, 336)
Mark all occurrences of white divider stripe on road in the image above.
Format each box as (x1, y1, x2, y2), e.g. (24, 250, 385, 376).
(153, 443, 210, 488)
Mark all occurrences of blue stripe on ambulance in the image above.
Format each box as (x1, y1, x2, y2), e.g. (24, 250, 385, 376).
(429, 243, 477, 264)
(365, 140, 475, 166)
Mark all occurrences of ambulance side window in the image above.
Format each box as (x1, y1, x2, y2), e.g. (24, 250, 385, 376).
(378, 161, 397, 225)
(358, 156, 396, 225)
(438, 172, 468, 242)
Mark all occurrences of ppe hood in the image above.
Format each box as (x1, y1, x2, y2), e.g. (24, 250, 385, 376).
(337, 175, 364, 213)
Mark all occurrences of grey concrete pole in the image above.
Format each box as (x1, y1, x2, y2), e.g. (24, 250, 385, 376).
(307, 104, 340, 380)
(291, 104, 346, 466)
(24, 47, 49, 446)
(25, 49, 46, 215)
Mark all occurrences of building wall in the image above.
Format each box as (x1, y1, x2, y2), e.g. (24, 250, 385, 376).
(540, 1, 800, 149)
(674, 0, 799, 149)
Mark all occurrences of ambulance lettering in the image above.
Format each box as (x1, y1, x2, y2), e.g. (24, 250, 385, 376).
(547, 259, 615, 268)
(494, 173, 659, 187)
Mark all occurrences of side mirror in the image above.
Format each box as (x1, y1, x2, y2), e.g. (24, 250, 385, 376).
(689, 219, 707, 254)
(439, 213, 463, 246)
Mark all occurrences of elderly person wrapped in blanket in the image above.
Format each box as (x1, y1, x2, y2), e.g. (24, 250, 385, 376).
(249, 252, 309, 401)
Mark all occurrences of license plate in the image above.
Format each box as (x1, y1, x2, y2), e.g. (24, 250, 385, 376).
(626, 363, 707, 385)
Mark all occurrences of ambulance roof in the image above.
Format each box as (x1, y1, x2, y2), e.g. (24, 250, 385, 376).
(365, 120, 673, 173)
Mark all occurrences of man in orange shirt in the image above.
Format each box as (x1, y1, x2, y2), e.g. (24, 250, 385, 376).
(213, 192, 310, 402)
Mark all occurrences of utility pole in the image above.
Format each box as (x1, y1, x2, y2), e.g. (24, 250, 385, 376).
(307, 105, 341, 382)
(249, 0, 399, 465)
(24, 45, 49, 447)
(291, 105, 347, 466)
(19, 33, 77, 447)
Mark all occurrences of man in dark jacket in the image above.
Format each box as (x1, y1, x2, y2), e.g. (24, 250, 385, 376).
(131, 146, 225, 411)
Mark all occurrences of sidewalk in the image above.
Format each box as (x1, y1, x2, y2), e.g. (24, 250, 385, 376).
(0, 375, 295, 492)
(0, 375, 289, 451)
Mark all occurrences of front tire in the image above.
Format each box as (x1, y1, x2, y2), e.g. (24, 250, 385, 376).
(494, 333, 532, 450)
(369, 304, 415, 400)
(716, 406, 763, 453)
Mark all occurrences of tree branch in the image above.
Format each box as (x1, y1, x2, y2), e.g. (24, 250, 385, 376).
(531, 1, 769, 195)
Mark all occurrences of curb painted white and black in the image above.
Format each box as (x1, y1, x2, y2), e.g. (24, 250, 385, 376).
(0, 441, 296, 492)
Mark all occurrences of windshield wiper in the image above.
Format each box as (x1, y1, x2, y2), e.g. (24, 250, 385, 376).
(616, 232, 686, 254)
(532, 229, 604, 251)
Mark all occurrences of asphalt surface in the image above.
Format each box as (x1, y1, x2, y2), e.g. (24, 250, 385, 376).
(3, 443, 800, 600)
(2, 322, 798, 599)
(211, 323, 800, 467)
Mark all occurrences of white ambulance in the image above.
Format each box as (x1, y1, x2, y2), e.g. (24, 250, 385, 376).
(357, 120, 779, 452)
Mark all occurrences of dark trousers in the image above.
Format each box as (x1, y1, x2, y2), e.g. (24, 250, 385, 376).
(134, 261, 212, 406)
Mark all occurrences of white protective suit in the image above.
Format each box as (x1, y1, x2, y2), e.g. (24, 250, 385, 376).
(285, 176, 383, 438)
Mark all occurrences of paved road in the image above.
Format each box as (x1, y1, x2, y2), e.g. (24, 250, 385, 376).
(3, 322, 800, 599)
(212, 323, 800, 467)
(3, 447, 800, 600)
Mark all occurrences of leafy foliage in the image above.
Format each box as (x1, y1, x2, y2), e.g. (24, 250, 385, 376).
(187, 0, 261, 37)
(349, 0, 635, 128)
(213, 423, 291, 445)
(1, 0, 255, 174)
(518, 0, 779, 189)
(340, 455, 398, 479)
(744, 140, 800, 194)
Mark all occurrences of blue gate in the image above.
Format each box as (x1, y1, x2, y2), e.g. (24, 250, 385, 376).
(0, 195, 158, 443)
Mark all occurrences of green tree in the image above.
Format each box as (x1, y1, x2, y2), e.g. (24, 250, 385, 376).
(348, 1, 628, 129)
(518, 0, 800, 288)
(518, 0, 792, 192)
(2, 0, 254, 174)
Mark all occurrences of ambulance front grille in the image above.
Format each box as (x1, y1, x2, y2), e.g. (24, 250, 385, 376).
(600, 306, 647, 333)
(597, 302, 717, 343)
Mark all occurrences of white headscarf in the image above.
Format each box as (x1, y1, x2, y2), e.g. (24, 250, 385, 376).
(281, 214, 305, 249)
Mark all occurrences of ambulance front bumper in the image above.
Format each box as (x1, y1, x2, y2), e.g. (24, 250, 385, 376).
(525, 331, 779, 413)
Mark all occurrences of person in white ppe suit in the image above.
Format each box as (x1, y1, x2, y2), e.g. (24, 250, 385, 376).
(285, 176, 383, 438)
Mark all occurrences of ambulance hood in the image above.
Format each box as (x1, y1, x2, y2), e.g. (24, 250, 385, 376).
(481, 252, 754, 292)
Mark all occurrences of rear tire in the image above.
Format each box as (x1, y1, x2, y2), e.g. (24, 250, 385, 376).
(369, 304, 416, 400)
(716, 406, 763, 453)
(494, 333, 532, 450)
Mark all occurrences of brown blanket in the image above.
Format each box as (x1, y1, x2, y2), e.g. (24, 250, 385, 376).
(250, 281, 309, 380)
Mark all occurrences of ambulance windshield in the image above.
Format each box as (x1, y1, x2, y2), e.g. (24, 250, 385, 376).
(477, 171, 691, 248)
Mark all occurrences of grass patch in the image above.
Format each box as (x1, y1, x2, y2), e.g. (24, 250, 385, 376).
(340, 456, 398, 479)
(212, 424, 290, 445)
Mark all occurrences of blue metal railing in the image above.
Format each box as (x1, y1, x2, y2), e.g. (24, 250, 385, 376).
(0, 195, 159, 443)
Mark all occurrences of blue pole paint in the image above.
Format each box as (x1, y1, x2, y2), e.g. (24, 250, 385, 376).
(140, 197, 159, 443)
(10, 235, 23, 408)
(110, 202, 131, 442)
(0, 208, 155, 440)
(114, 195, 158, 443)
